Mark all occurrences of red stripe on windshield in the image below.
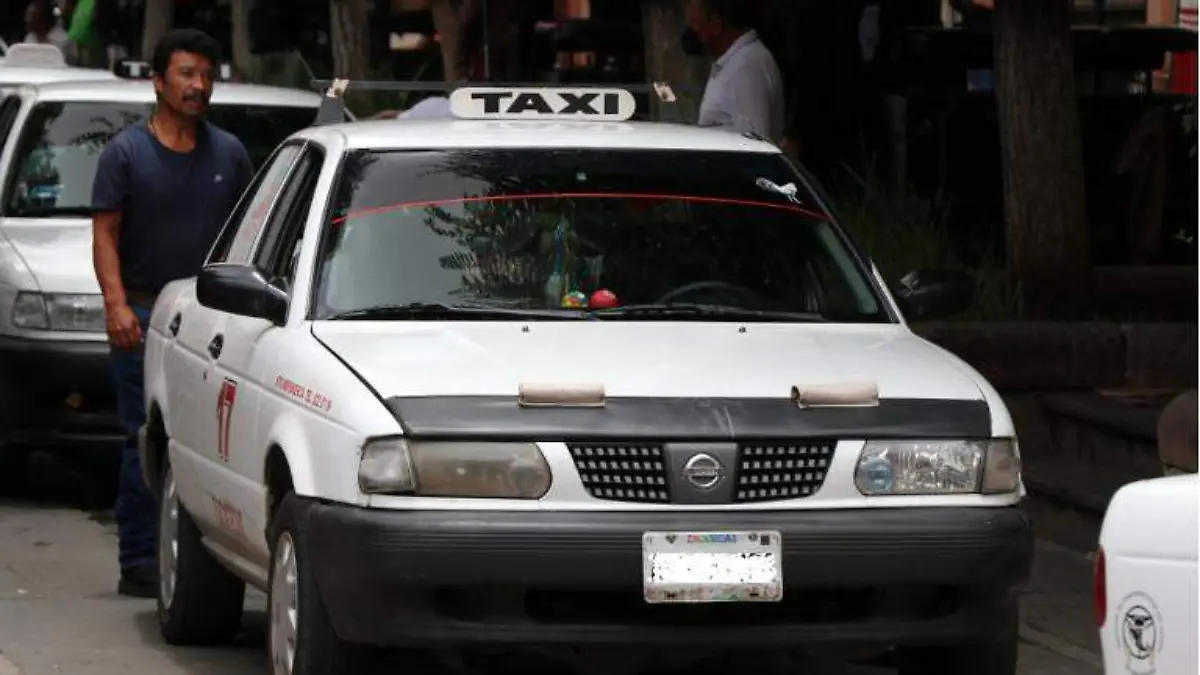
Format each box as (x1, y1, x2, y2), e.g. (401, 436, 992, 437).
(332, 192, 831, 224)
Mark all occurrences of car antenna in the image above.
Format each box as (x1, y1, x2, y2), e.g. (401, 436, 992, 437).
(312, 78, 349, 127)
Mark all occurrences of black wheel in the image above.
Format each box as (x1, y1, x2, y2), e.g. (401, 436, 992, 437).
(156, 464, 246, 645)
(268, 492, 376, 675)
(895, 605, 1019, 675)
(0, 446, 31, 498)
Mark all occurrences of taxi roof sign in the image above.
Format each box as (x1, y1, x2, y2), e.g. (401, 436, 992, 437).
(1, 44, 67, 69)
(448, 87, 636, 121)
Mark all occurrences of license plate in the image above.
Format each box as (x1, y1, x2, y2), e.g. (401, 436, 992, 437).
(642, 530, 783, 604)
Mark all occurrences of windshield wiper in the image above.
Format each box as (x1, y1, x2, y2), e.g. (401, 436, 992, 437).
(589, 303, 827, 323)
(326, 302, 588, 321)
(10, 206, 97, 218)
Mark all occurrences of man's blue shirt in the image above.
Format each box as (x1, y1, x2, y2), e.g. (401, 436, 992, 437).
(92, 119, 253, 294)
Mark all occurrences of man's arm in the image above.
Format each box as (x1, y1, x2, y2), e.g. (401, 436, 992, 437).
(91, 140, 130, 308)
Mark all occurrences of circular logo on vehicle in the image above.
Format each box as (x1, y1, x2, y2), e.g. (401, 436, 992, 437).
(683, 453, 723, 490)
(1115, 591, 1163, 674)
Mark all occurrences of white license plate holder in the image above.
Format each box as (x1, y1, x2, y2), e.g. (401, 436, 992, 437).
(641, 530, 783, 604)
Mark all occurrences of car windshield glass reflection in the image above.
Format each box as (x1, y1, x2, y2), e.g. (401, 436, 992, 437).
(2, 101, 315, 215)
(312, 148, 888, 323)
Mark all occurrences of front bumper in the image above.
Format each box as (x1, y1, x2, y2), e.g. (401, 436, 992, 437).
(304, 502, 1033, 648)
(0, 335, 122, 446)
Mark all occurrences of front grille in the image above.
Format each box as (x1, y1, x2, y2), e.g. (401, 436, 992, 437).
(568, 443, 670, 503)
(735, 441, 836, 502)
(567, 440, 838, 504)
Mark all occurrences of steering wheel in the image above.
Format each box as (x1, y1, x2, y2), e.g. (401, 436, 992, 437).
(655, 280, 762, 307)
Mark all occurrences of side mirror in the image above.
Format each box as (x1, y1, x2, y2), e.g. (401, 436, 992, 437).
(893, 269, 975, 320)
(197, 263, 289, 325)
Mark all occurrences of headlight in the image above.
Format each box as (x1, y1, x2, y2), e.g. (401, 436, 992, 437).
(13, 292, 106, 332)
(854, 439, 1020, 496)
(358, 438, 552, 499)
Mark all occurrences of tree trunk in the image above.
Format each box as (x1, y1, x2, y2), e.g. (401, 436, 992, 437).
(228, 0, 260, 81)
(141, 0, 174, 61)
(329, 0, 373, 110)
(994, 0, 1091, 318)
(640, 0, 708, 123)
(430, 0, 461, 82)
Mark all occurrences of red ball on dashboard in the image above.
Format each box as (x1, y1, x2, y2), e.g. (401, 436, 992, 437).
(589, 289, 619, 309)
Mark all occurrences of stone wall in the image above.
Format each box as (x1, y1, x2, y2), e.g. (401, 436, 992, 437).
(913, 321, 1198, 391)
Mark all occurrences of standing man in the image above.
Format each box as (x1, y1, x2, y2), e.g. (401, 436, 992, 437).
(23, 0, 72, 57)
(681, 0, 786, 144)
(91, 28, 253, 598)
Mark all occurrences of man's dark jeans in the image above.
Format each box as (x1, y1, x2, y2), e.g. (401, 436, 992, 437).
(110, 304, 157, 572)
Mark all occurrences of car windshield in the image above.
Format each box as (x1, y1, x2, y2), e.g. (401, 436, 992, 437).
(312, 148, 888, 323)
(2, 100, 316, 215)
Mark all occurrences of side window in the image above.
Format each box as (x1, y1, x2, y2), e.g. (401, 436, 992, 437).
(253, 144, 325, 294)
(206, 143, 303, 265)
(0, 96, 21, 149)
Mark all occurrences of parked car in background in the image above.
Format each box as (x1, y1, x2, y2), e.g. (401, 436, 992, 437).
(1096, 473, 1199, 675)
(0, 74, 347, 497)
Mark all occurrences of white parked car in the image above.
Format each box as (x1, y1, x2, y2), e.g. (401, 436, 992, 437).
(140, 86, 1031, 675)
(1096, 473, 1199, 675)
(0, 74, 344, 495)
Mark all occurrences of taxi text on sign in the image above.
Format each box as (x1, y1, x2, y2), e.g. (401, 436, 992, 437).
(448, 87, 637, 121)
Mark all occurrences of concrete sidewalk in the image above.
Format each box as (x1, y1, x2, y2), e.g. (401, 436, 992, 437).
(1019, 540, 1102, 671)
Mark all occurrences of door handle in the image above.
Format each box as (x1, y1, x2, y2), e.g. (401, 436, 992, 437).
(207, 334, 224, 359)
(168, 313, 181, 336)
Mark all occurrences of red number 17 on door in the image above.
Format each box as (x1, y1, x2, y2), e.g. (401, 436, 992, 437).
(217, 379, 238, 462)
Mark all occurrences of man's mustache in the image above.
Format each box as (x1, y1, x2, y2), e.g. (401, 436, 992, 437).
(183, 92, 209, 104)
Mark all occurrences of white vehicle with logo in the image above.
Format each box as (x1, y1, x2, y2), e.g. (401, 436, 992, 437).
(140, 86, 1032, 675)
(1096, 473, 1198, 675)
(0, 70, 347, 496)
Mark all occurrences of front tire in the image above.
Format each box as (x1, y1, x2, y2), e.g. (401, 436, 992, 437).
(157, 464, 246, 645)
(268, 493, 375, 675)
(895, 604, 1019, 675)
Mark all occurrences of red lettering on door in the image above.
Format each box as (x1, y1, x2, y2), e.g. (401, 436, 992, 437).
(216, 379, 238, 462)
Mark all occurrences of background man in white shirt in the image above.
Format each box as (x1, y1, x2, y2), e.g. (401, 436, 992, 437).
(681, 0, 787, 145)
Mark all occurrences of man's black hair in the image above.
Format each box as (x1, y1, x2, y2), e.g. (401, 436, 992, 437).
(151, 28, 222, 77)
(697, 0, 759, 30)
(28, 0, 56, 26)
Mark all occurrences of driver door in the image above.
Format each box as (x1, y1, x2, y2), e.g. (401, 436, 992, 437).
(165, 143, 303, 525)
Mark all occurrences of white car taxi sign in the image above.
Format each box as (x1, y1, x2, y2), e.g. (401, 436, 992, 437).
(448, 86, 637, 121)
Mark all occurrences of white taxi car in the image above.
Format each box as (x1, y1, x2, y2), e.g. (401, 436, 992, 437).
(1096, 473, 1198, 675)
(140, 87, 1031, 675)
(0, 74, 342, 495)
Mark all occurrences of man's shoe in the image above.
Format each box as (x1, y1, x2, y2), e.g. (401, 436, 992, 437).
(118, 565, 158, 598)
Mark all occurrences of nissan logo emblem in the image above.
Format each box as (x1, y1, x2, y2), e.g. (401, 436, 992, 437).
(683, 453, 724, 489)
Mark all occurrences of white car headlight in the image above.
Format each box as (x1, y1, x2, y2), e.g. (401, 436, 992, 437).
(358, 438, 552, 499)
(13, 292, 106, 332)
(854, 439, 1020, 496)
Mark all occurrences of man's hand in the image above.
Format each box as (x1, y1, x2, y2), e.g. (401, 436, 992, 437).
(106, 302, 142, 349)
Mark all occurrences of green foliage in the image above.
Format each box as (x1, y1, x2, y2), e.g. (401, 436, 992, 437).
(834, 165, 1022, 321)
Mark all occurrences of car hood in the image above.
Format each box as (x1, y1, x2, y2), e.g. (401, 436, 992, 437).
(311, 321, 985, 402)
(0, 217, 99, 293)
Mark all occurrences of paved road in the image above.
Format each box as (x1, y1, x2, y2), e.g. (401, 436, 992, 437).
(0, 463, 1102, 675)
